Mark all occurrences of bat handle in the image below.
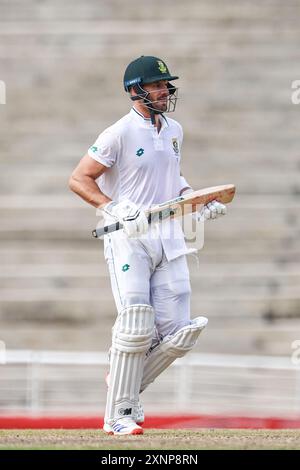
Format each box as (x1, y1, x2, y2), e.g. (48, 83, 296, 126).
(92, 221, 123, 238)
(92, 209, 175, 238)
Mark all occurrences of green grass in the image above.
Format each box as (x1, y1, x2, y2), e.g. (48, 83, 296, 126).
(0, 429, 299, 450)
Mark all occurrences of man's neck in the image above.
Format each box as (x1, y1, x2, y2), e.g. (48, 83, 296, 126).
(133, 104, 161, 128)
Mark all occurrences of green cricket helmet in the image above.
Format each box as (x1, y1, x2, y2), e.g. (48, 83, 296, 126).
(124, 55, 178, 91)
(123, 55, 179, 114)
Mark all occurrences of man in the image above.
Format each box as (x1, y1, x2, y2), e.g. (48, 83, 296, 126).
(69, 55, 226, 435)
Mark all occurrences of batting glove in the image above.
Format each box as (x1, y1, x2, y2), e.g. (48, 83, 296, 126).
(102, 199, 148, 237)
(180, 188, 227, 222)
(197, 200, 227, 222)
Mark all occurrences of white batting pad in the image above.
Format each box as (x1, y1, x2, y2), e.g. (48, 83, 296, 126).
(105, 304, 154, 424)
(140, 316, 208, 393)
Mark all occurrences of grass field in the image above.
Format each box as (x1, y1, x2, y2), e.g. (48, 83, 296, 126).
(0, 429, 299, 450)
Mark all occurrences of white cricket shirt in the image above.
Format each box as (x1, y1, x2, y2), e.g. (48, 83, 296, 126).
(88, 107, 192, 260)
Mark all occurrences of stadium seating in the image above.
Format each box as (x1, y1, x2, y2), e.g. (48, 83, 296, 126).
(0, 0, 299, 356)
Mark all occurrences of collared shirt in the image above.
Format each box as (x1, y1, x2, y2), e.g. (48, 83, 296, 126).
(88, 107, 192, 260)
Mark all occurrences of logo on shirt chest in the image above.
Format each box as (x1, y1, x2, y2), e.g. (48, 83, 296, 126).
(136, 148, 145, 157)
(172, 138, 180, 156)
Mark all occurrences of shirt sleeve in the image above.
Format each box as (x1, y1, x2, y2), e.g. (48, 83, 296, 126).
(179, 176, 193, 194)
(177, 122, 183, 148)
(87, 130, 118, 168)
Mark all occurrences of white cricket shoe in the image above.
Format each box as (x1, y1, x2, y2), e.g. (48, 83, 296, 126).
(105, 372, 144, 424)
(103, 417, 144, 435)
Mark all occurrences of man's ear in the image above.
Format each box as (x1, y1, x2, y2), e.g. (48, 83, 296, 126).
(130, 85, 144, 102)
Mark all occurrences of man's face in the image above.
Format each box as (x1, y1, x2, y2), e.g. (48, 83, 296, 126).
(142, 80, 169, 112)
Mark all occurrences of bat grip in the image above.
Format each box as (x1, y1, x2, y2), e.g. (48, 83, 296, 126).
(92, 209, 175, 238)
(92, 221, 122, 238)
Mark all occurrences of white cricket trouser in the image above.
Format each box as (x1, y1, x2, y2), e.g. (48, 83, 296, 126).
(104, 229, 191, 341)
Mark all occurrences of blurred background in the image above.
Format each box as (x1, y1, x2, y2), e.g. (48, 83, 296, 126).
(0, 0, 300, 424)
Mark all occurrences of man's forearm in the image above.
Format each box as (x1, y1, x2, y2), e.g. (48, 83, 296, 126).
(69, 174, 111, 208)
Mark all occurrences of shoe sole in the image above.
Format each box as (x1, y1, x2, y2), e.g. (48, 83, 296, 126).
(104, 428, 144, 436)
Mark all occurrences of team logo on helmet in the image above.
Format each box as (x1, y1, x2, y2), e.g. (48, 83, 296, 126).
(157, 60, 167, 74)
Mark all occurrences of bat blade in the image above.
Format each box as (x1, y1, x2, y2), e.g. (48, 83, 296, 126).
(150, 184, 236, 218)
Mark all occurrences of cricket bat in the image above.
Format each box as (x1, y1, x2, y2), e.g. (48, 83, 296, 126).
(92, 184, 236, 238)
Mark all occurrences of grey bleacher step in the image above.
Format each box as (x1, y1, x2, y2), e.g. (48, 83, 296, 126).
(0, 263, 299, 293)
(0, 0, 297, 21)
(0, 321, 297, 355)
(1, 248, 298, 265)
(0, 243, 299, 266)
(0, 292, 299, 323)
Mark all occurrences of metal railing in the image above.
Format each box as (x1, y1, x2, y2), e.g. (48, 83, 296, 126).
(0, 350, 299, 417)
